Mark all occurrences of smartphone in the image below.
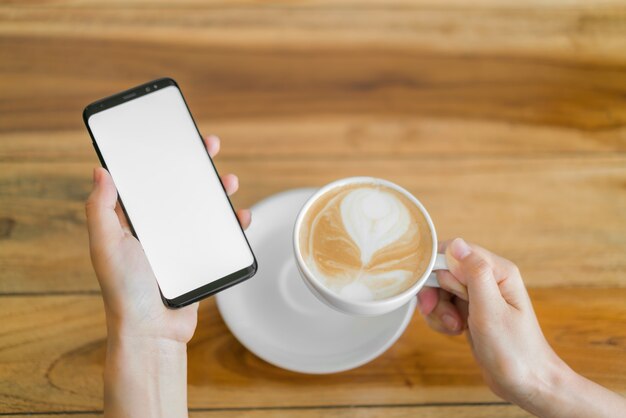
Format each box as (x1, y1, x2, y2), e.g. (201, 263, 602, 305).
(83, 77, 257, 308)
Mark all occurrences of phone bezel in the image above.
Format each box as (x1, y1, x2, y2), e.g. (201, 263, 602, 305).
(83, 77, 257, 308)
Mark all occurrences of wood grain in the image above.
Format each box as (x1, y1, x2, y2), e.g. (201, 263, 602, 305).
(0, 404, 535, 418)
(1, 0, 625, 415)
(2, 1, 626, 134)
(0, 289, 623, 413)
(1, 0, 626, 67)
(1, 157, 624, 293)
(1, 115, 626, 163)
(2, 34, 626, 133)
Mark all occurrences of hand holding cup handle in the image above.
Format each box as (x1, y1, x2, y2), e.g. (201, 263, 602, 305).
(424, 253, 449, 288)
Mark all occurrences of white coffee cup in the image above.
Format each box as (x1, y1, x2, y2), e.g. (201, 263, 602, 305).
(293, 177, 447, 316)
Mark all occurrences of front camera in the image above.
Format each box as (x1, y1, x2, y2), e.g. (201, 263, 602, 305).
(145, 87, 151, 92)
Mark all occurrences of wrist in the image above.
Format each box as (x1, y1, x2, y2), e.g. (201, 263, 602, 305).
(107, 325, 188, 351)
(517, 361, 626, 418)
(513, 354, 579, 418)
(103, 302, 198, 345)
(104, 332, 188, 418)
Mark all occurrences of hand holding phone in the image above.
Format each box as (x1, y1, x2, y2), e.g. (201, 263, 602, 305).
(84, 78, 257, 309)
(86, 135, 250, 344)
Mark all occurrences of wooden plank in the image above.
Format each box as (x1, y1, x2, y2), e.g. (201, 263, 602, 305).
(0, 404, 535, 418)
(1, 34, 625, 133)
(2, 116, 626, 163)
(0, 157, 624, 293)
(0, 289, 623, 413)
(1, 0, 625, 68)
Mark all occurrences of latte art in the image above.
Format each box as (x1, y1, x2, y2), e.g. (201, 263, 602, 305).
(341, 188, 411, 265)
(299, 183, 433, 301)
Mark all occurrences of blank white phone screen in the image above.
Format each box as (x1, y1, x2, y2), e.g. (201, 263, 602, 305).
(87, 85, 254, 300)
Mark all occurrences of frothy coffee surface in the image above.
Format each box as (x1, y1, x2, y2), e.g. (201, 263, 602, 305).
(299, 183, 433, 301)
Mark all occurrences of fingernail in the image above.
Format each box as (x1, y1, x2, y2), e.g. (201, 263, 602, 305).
(450, 238, 472, 261)
(442, 314, 459, 331)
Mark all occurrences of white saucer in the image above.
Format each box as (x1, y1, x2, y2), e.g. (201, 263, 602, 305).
(216, 188, 416, 374)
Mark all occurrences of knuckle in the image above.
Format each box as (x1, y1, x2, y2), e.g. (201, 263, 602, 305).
(508, 262, 521, 278)
(85, 196, 107, 221)
(84, 197, 95, 214)
(467, 256, 492, 281)
(481, 249, 520, 278)
(499, 258, 520, 277)
(84, 196, 99, 214)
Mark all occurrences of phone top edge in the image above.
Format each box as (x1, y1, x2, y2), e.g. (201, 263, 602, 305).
(83, 77, 178, 123)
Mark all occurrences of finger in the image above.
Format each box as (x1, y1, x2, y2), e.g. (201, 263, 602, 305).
(454, 240, 524, 289)
(85, 168, 124, 245)
(114, 201, 132, 235)
(436, 239, 469, 300)
(446, 238, 506, 320)
(236, 208, 251, 230)
(436, 270, 468, 301)
(448, 238, 528, 310)
(475, 247, 528, 309)
(465, 327, 476, 353)
(425, 289, 465, 335)
(204, 134, 221, 158)
(417, 286, 438, 316)
(454, 296, 469, 322)
(221, 174, 239, 196)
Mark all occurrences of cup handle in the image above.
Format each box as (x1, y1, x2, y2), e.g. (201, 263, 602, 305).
(424, 253, 448, 288)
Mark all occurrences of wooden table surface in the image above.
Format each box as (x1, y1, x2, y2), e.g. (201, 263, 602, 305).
(1, 1, 625, 416)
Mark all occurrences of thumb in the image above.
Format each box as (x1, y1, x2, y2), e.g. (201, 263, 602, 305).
(85, 167, 124, 247)
(445, 238, 505, 316)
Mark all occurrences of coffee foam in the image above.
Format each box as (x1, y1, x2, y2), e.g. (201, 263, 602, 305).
(299, 183, 433, 301)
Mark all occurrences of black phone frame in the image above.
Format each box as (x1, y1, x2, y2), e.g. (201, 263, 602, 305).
(83, 77, 257, 308)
